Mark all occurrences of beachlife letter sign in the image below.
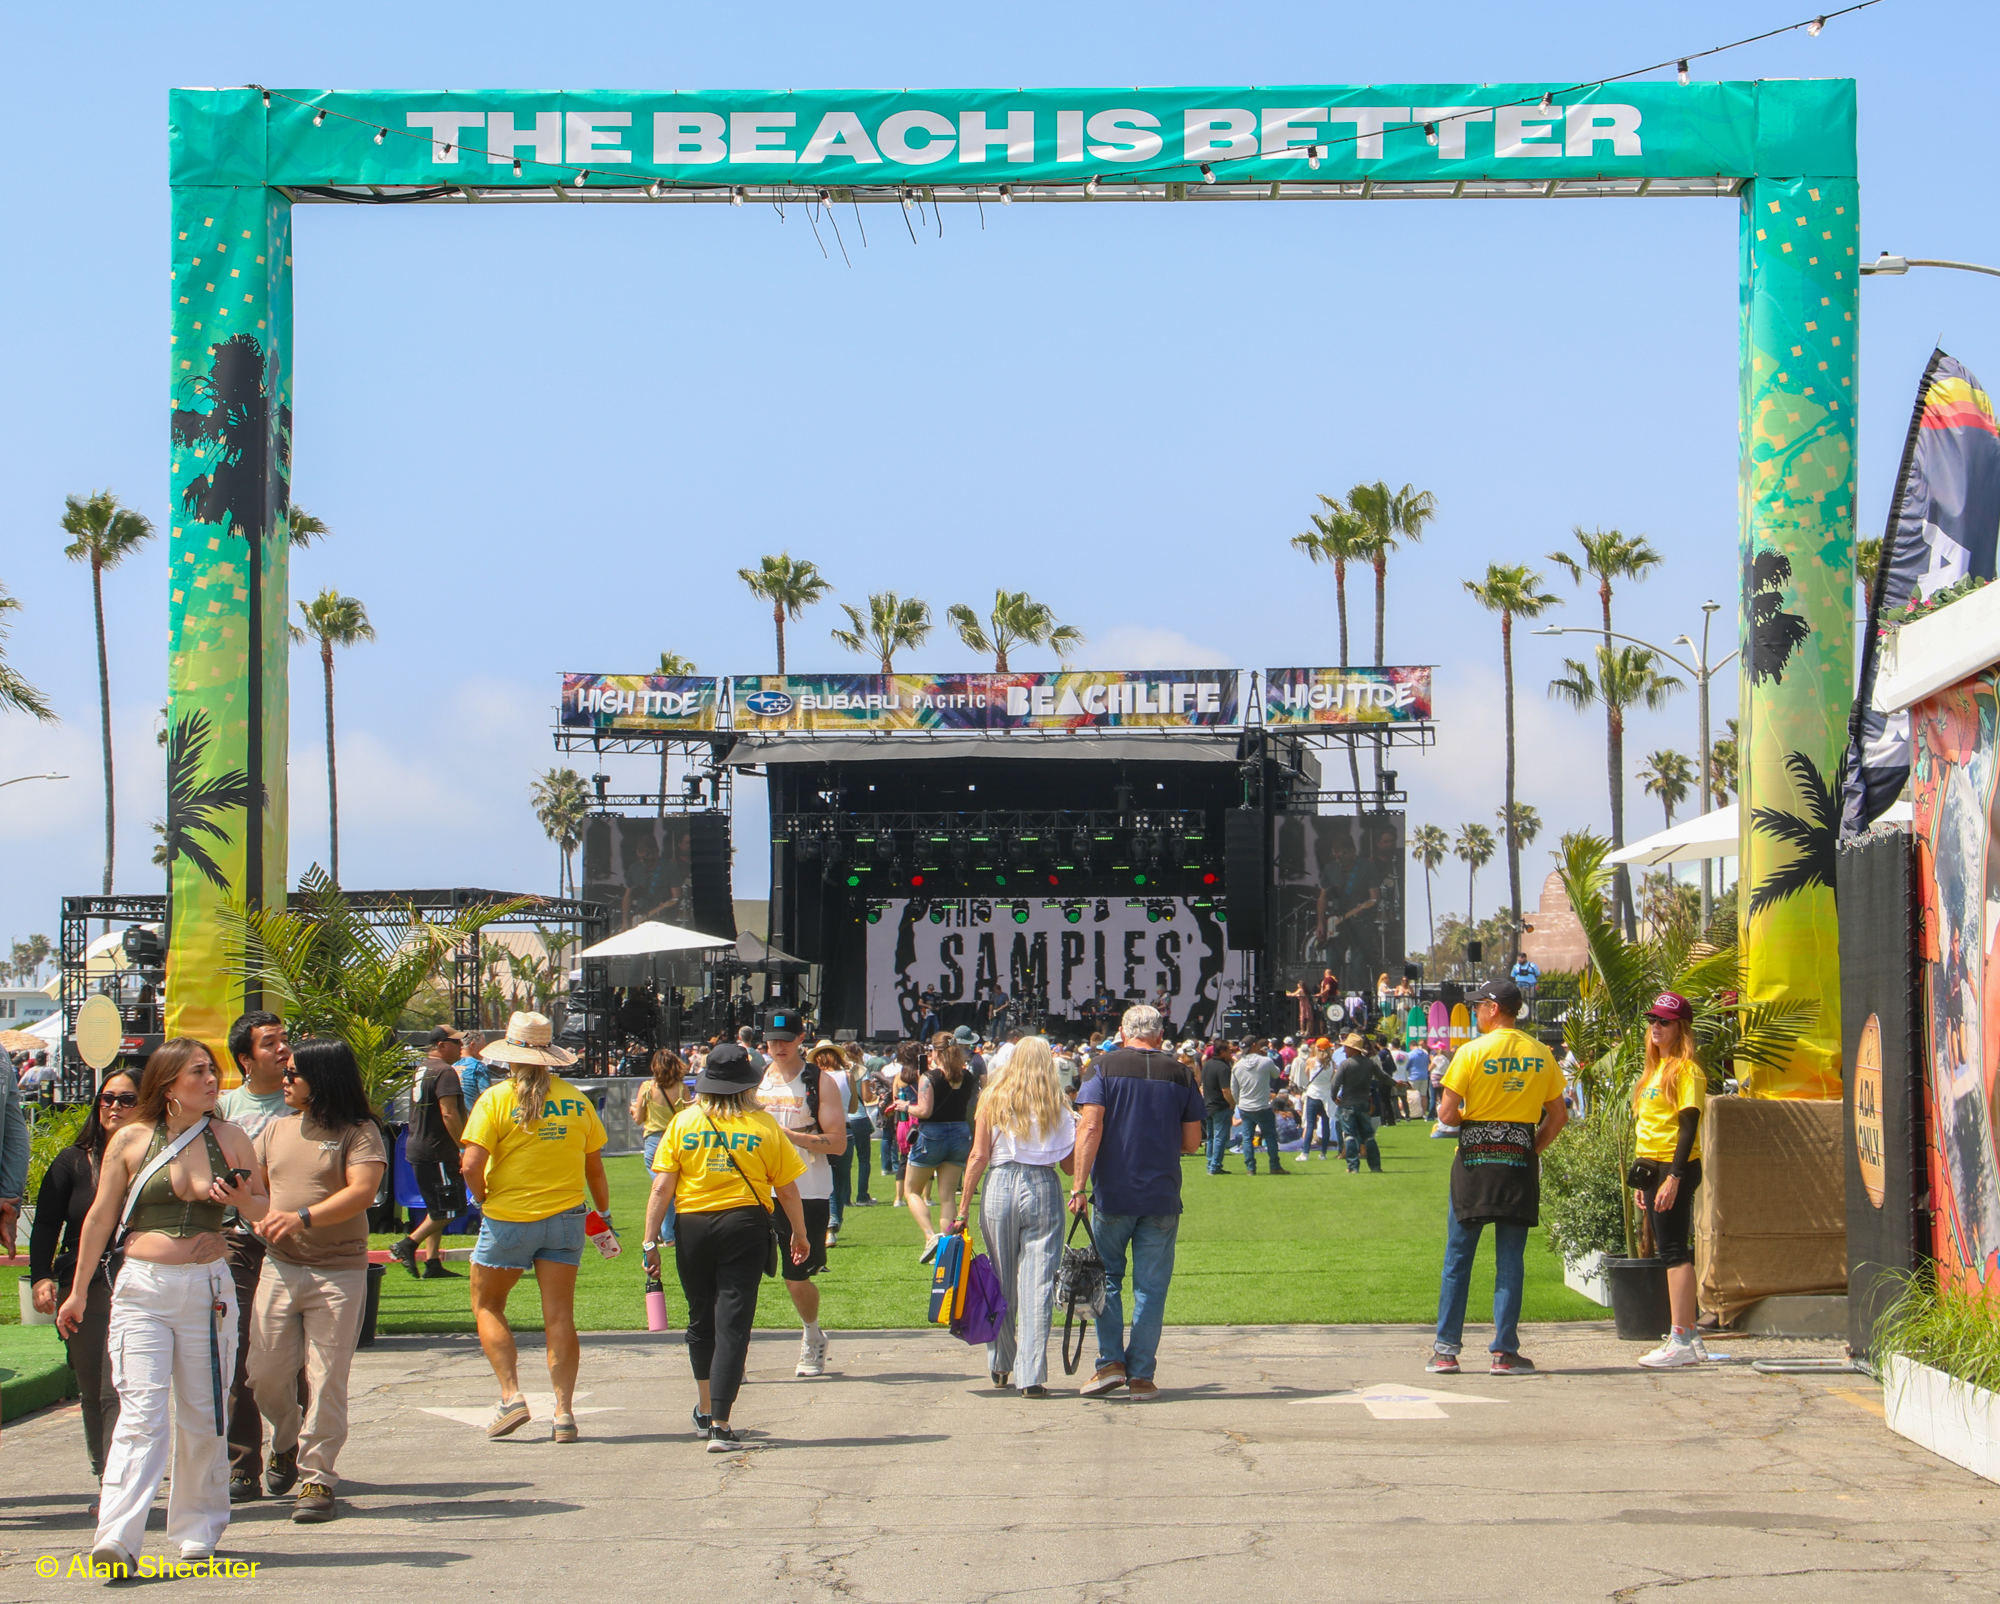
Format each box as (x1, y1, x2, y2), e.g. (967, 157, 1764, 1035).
(1265, 666, 1432, 725)
(562, 673, 721, 731)
(732, 669, 1239, 732)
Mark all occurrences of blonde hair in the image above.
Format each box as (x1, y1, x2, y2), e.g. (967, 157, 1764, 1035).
(698, 1089, 760, 1118)
(1632, 1019, 1698, 1112)
(509, 1063, 553, 1131)
(979, 1037, 1063, 1142)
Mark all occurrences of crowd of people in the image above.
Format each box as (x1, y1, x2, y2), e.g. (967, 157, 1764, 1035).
(2, 972, 1713, 1572)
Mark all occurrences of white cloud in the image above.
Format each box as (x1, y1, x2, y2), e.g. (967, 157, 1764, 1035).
(1087, 624, 1233, 670)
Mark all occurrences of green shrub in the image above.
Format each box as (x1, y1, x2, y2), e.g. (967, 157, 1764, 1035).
(27, 1103, 88, 1202)
(1540, 1106, 1628, 1269)
(1874, 1266, 2000, 1392)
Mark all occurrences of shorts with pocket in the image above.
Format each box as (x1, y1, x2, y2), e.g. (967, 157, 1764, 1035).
(774, 1197, 831, 1281)
(909, 1120, 973, 1170)
(412, 1158, 468, 1223)
(472, 1204, 587, 1269)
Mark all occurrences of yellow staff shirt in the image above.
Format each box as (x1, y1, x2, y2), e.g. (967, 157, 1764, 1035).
(652, 1103, 807, 1214)
(460, 1075, 608, 1223)
(1441, 1027, 1566, 1124)
(1633, 1058, 1707, 1162)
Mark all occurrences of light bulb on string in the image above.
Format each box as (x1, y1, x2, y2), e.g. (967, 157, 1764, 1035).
(1084, 174, 1099, 197)
(442, 144, 453, 158)
(1537, 91, 1553, 114)
(1424, 122, 1438, 145)
(817, 188, 831, 205)
(512, 157, 522, 176)
(261, 91, 271, 109)
(1677, 60, 1690, 85)
(372, 127, 385, 145)
(1807, 15, 1824, 34)
(732, 186, 746, 206)
(999, 183, 1012, 203)
(574, 170, 588, 188)
(1199, 163, 1214, 183)
(901, 188, 913, 208)
(647, 180, 662, 198)
(313, 109, 325, 128)
(1306, 145, 1320, 170)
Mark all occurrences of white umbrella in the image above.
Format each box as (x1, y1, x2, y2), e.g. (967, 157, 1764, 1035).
(576, 921, 735, 960)
(1609, 798, 1913, 868)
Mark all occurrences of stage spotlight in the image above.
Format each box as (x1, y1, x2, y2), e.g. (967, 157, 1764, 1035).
(1167, 833, 1186, 868)
(930, 903, 948, 924)
(1063, 901, 1083, 924)
(909, 871, 925, 887)
(1047, 873, 1061, 887)
(1202, 871, 1218, 885)
(845, 874, 861, 888)
(1146, 904, 1161, 923)
(798, 834, 823, 865)
(909, 898, 929, 923)
(1133, 872, 1148, 886)
(951, 834, 971, 873)
(1094, 899, 1110, 921)
(866, 904, 883, 924)
(1012, 902, 1030, 924)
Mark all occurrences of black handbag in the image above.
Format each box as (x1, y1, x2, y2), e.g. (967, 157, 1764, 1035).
(1625, 1158, 1665, 1190)
(1055, 1208, 1107, 1377)
(703, 1114, 782, 1278)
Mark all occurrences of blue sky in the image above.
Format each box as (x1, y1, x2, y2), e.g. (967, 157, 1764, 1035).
(4, 0, 1998, 956)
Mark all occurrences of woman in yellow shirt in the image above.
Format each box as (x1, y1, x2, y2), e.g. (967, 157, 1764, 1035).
(1629, 992, 1709, 1369)
(642, 1044, 808, 1453)
(460, 1012, 611, 1443)
(630, 1049, 692, 1244)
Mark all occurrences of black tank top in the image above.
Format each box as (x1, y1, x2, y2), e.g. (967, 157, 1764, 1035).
(923, 1068, 974, 1123)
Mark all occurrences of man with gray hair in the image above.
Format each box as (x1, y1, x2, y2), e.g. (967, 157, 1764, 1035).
(1068, 1004, 1205, 1401)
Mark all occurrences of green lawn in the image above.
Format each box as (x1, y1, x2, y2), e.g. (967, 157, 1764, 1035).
(364, 1119, 1604, 1334)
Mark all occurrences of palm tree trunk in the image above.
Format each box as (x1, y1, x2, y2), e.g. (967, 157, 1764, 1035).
(323, 641, 340, 886)
(1502, 614, 1522, 965)
(1424, 865, 1436, 952)
(1610, 708, 1634, 938)
(92, 562, 115, 901)
(1371, 556, 1388, 789)
(774, 603, 786, 674)
(659, 747, 668, 818)
(1336, 567, 1363, 798)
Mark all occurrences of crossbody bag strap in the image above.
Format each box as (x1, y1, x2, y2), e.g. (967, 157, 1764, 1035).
(701, 1114, 774, 1219)
(119, 1116, 212, 1232)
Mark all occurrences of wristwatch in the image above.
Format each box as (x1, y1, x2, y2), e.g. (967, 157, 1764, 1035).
(641, 1239, 660, 1252)
(297, 1206, 312, 1228)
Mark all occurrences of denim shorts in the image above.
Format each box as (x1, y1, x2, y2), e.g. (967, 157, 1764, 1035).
(909, 1120, 973, 1169)
(472, 1204, 586, 1269)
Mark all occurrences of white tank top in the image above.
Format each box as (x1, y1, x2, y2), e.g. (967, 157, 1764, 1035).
(760, 1064, 832, 1184)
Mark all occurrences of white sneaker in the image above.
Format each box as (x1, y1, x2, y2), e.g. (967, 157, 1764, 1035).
(796, 1332, 830, 1377)
(1638, 1334, 1704, 1369)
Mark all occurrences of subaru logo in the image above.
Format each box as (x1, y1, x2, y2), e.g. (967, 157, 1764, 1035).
(744, 690, 795, 717)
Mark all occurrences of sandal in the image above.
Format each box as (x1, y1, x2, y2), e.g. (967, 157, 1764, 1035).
(552, 1415, 579, 1443)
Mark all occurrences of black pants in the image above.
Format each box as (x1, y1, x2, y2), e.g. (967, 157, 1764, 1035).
(1639, 1160, 1702, 1267)
(61, 1276, 119, 1480)
(223, 1231, 265, 1477)
(675, 1207, 768, 1420)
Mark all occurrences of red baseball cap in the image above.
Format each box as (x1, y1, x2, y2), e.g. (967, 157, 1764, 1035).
(1645, 991, 1693, 1024)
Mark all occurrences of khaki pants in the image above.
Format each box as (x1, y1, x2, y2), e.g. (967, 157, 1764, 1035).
(248, 1260, 366, 1488)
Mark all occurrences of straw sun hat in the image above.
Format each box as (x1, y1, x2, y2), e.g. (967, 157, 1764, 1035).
(482, 1011, 577, 1067)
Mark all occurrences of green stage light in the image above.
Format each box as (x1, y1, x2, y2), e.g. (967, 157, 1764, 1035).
(1133, 872, 1148, 886)
(867, 906, 882, 923)
(1012, 903, 1029, 923)
(846, 874, 861, 887)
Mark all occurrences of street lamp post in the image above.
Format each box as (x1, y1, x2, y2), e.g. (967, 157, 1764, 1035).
(1533, 613, 1739, 929)
(1861, 254, 2000, 280)
(0, 772, 67, 789)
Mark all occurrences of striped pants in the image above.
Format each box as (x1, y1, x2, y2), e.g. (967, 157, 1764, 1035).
(979, 1162, 1064, 1390)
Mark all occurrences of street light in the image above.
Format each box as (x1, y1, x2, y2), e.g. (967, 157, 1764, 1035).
(1861, 253, 2000, 280)
(0, 772, 67, 789)
(1533, 608, 1739, 928)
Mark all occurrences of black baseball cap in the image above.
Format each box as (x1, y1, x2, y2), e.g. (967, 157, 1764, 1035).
(695, 1043, 761, 1094)
(761, 1007, 805, 1041)
(1472, 978, 1524, 1013)
(429, 1026, 464, 1045)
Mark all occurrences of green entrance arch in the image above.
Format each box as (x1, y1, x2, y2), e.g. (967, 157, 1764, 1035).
(165, 80, 1856, 1095)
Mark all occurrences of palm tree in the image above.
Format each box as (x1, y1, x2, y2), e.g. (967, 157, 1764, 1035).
(1855, 536, 1882, 617)
(1454, 822, 1497, 939)
(1410, 823, 1449, 952)
(282, 506, 330, 549)
(1547, 526, 1664, 932)
(1640, 749, 1694, 830)
(1495, 802, 1541, 854)
(1347, 480, 1439, 667)
(1550, 645, 1684, 939)
(655, 651, 698, 814)
(1710, 719, 1739, 808)
(0, 583, 54, 722)
(832, 592, 932, 674)
(289, 590, 376, 886)
(946, 590, 1085, 671)
(62, 490, 155, 896)
(1464, 563, 1562, 963)
(738, 553, 832, 673)
(1291, 496, 1372, 794)
(530, 768, 591, 896)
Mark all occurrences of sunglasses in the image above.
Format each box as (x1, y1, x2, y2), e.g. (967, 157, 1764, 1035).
(281, 1069, 307, 1083)
(98, 1091, 139, 1108)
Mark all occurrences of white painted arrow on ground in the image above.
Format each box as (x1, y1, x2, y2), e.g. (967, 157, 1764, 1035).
(419, 1391, 623, 1429)
(1289, 1384, 1506, 1420)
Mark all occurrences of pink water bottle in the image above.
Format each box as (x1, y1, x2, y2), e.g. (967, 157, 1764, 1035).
(645, 1273, 670, 1332)
(586, 1209, 621, 1259)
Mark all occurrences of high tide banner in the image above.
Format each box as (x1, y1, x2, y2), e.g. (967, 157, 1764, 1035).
(562, 673, 722, 732)
(864, 897, 1239, 1039)
(1265, 667, 1432, 725)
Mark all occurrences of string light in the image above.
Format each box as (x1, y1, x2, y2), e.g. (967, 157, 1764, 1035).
(1677, 59, 1690, 84)
(512, 157, 522, 176)
(261, 91, 271, 109)
(647, 180, 662, 198)
(372, 127, 384, 145)
(1424, 122, 1438, 145)
(817, 187, 832, 205)
(1537, 91, 1554, 113)
(1306, 144, 1320, 170)
(1807, 14, 1824, 33)
(441, 144, 453, 158)
(999, 183, 1012, 203)
(575, 170, 589, 187)
(1084, 174, 1099, 196)
(732, 186, 746, 206)
(312, 109, 325, 128)
(1199, 163, 1214, 183)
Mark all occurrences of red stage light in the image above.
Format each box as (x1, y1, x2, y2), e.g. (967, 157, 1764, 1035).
(1202, 871, 1218, 884)
(1047, 873, 1060, 886)
(910, 873, 925, 886)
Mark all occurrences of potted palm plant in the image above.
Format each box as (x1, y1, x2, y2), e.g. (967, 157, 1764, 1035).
(1541, 834, 1810, 1337)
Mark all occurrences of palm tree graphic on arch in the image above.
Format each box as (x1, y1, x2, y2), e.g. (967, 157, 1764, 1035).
(1749, 751, 1837, 917)
(163, 710, 262, 893)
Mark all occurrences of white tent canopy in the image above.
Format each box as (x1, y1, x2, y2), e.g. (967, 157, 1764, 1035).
(1608, 799, 1911, 868)
(735, 930, 805, 967)
(576, 921, 735, 960)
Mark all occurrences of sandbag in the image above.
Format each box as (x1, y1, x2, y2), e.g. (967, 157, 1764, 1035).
(1695, 1094, 1847, 1324)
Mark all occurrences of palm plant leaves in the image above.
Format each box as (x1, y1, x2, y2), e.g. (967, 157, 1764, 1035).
(1747, 550, 1810, 684)
(0, 584, 54, 721)
(832, 592, 932, 673)
(283, 506, 330, 549)
(947, 590, 1083, 672)
(220, 864, 527, 1107)
(163, 709, 262, 893)
(656, 651, 698, 674)
(1640, 749, 1695, 825)
(738, 553, 832, 672)
(530, 768, 591, 896)
(1748, 750, 1839, 916)
(169, 334, 279, 540)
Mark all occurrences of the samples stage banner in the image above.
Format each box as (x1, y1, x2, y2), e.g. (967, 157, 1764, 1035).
(733, 670, 1238, 732)
(581, 815, 695, 933)
(1265, 666, 1432, 725)
(1911, 667, 2000, 1285)
(563, 673, 721, 732)
(1270, 813, 1406, 1010)
(864, 897, 1241, 1040)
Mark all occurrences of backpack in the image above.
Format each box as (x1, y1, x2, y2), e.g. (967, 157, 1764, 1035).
(951, 1251, 1010, 1346)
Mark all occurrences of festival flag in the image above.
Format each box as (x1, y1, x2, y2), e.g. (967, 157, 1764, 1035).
(1841, 350, 2000, 834)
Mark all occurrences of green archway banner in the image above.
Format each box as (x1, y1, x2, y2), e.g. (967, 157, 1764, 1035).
(165, 81, 1854, 1096)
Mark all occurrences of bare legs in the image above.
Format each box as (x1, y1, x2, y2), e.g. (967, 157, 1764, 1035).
(469, 1259, 581, 1418)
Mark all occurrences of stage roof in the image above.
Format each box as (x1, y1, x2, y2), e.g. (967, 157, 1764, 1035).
(724, 733, 1244, 766)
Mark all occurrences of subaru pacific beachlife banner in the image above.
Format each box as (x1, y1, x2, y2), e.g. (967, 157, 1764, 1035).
(562, 673, 722, 731)
(731, 670, 1239, 731)
(1264, 666, 1433, 725)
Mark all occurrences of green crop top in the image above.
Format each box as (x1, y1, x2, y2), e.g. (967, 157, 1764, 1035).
(123, 1123, 231, 1238)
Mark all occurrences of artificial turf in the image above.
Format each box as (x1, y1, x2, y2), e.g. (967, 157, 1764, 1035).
(363, 1117, 1604, 1334)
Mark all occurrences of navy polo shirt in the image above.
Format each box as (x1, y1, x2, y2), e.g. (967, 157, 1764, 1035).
(1076, 1047, 1206, 1218)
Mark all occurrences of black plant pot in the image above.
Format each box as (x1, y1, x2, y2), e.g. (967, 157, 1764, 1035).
(1604, 1257, 1674, 1341)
